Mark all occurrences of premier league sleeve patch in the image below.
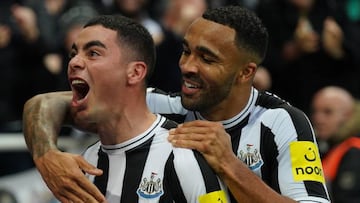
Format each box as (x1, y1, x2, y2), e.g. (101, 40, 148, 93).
(289, 141, 325, 183)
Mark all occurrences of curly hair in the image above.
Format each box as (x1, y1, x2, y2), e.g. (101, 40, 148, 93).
(203, 6, 268, 63)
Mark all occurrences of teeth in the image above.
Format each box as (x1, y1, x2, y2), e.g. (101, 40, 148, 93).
(184, 81, 198, 88)
(72, 79, 85, 85)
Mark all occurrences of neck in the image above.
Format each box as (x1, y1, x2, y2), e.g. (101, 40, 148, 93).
(97, 89, 157, 145)
(201, 86, 252, 121)
(98, 108, 157, 145)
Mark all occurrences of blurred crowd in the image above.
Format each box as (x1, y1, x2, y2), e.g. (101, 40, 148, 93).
(1, 0, 359, 129)
(1, 0, 360, 201)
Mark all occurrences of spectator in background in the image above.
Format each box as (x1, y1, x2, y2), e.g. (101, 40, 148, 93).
(1, 0, 97, 128)
(311, 86, 360, 202)
(257, 0, 360, 114)
(103, 0, 164, 45)
(253, 66, 272, 91)
(0, 2, 50, 129)
(149, 0, 208, 93)
(0, 0, 19, 130)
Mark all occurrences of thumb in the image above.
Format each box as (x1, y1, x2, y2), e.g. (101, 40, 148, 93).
(76, 156, 103, 176)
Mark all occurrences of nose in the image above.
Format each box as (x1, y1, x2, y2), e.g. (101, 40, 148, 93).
(179, 54, 198, 74)
(68, 54, 85, 73)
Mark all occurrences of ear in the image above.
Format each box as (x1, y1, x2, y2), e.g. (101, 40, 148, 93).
(238, 62, 257, 82)
(127, 61, 147, 85)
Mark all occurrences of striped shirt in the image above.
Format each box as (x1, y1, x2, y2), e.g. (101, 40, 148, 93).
(146, 87, 331, 203)
(83, 115, 230, 203)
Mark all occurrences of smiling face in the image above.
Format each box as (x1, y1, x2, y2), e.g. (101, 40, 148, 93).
(179, 18, 246, 115)
(68, 25, 129, 123)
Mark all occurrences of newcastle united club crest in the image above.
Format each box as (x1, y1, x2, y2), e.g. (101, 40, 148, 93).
(238, 144, 263, 171)
(137, 172, 163, 199)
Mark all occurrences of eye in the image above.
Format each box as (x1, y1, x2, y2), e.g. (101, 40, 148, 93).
(68, 50, 77, 59)
(89, 50, 100, 57)
(182, 46, 190, 56)
(200, 54, 215, 64)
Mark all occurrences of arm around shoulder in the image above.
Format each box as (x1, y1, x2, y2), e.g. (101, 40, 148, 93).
(23, 91, 73, 159)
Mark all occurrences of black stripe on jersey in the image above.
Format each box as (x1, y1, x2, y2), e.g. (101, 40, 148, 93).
(193, 151, 221, 193)
(280, 104, 315, 142)
(161, 119, 178, 130)
(259, 123, 280, 193)
(303, 180, 329, 200)
(227, 114, 249, 153)
(120, 135, 154, 202)
(161, 152, 187, 202)
(94, 149, 109, 195)
(162, 114, 186, 124)
(255, 91, 288, 109)
(225, 114, 249, 202)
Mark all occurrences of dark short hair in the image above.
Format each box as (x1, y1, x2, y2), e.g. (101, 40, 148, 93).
(203, 6, 268, 63)
(84, 15, 156, 83)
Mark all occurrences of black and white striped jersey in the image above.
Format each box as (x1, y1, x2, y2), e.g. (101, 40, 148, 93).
(83, 115, 230, 203)
(146, 87, 331, 203)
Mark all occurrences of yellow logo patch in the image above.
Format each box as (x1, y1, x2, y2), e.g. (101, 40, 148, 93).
(290, 141, 325, 183)
(198, 190, 227, 203)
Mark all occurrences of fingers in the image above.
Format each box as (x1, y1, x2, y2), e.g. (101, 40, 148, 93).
(168, 120, 223, 150)
(76, 156, 103, 176)
(37, 151, 106, 203)
(76, 176, 105, 202)
(74, 157, 106, 202)
(54, 177, 105, 203)
(169, 120, 222, 138)
(63, 186, 101, 203)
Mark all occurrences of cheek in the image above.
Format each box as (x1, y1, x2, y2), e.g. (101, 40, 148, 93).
(206, 69, 235, 88)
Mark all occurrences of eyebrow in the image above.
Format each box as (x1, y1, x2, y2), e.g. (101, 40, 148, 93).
(182, 39, 220, 60)
(71, 40, 107, 51)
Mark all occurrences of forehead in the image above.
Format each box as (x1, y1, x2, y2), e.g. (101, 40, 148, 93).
(313, 94, 342, 111)
(75, 25, 118, 47)
(184, 18, 237, 52)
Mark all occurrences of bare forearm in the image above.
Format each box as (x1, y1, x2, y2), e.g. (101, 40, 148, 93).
(219, 156, 296, 203)
(23, 91, 73, 159)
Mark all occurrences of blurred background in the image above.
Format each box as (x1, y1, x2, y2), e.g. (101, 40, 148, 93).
(1, 0, 359, 202)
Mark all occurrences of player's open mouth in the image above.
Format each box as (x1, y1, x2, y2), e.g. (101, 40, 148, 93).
(184, 81, 199, 89)
(182, 79, 202, 95)
(71, 79, 89, 101)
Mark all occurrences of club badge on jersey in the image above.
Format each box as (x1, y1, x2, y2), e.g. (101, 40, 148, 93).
(137, 172, 163, 199)
(238, 144, 264, 171)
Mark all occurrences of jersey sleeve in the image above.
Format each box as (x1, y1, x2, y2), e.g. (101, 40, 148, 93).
(146, 88, 187, 115)
(268, 107, 331, 203)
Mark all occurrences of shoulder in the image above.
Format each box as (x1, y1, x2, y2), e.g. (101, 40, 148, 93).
(256, 91, 313, 137)
(146, 88, 187, 121)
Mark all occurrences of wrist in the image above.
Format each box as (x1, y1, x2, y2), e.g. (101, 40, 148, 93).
(32, 143, 59, 160)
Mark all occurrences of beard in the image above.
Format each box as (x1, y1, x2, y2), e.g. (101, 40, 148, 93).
(181, 76, 234, 113)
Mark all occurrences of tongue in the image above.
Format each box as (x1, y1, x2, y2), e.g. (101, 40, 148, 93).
(73, 83, 89, 99)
